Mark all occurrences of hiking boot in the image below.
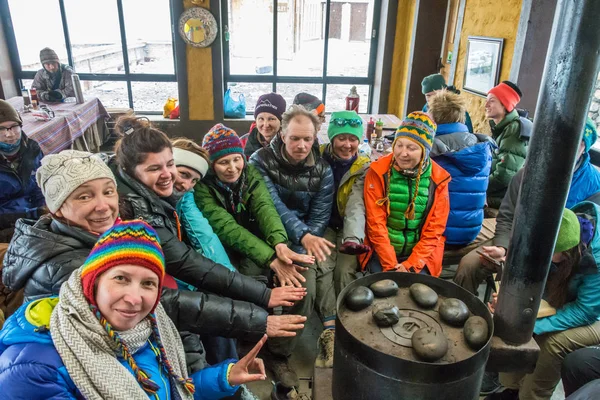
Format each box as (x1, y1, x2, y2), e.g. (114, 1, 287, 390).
(315, 329, 335, 368)
(484, 388, 519, 400)
(264, 354, 299, 389)
(480, 371, 502, 395)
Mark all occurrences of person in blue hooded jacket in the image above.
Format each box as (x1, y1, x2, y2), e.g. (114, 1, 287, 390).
(0, 99, 45, 242)
(487, 205, 600, 400)
(428, 89, 495, 245)
(566, 118, 600, 208)
(0, 220, 268, 400)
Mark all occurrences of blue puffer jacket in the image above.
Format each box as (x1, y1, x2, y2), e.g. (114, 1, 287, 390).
(535, 201, 600, 335)
(0, 298, 238, 400)
(430, 123, 495, 245)
(249, 134, 334, 253)
(177, 191, 236, 271)
(0, 136, 45, 229)
(566, 153, 600, 208)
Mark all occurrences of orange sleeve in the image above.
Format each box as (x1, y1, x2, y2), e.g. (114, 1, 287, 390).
(404, 177, 450, 276)
(364, 168, 398, 271)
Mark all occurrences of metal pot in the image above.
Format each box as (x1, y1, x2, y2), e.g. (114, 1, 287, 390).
(333, 272, 493, 400)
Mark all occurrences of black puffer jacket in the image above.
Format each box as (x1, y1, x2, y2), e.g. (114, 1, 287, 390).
(249, 134, 334, 252)
(110, 159, 272, 308)
(1, 216, 268, 340)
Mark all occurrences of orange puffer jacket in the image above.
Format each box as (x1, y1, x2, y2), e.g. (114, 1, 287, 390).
(359, 153, 451, 276)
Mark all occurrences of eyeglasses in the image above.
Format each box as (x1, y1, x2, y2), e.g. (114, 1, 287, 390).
(330, 118, 363, 128)
(0, 124, 22, 136)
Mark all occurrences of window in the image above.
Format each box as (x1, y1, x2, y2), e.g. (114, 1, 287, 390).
(5, 0, 177, 112)
(222, 0, 380, 114)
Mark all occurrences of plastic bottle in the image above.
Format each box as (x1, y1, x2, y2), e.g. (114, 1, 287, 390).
(366, 117, 375, 138)
(375, 118, 384, 138)
(358, 138, 372, 158)
(345, 86, 360, 113)
(30, 88, 39, 110)
(22, 88, 31, 107)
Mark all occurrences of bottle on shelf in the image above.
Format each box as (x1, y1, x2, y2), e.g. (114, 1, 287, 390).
(345, 86, 360, 113)
(30, 88, 39, 110)
(366, 117, 375, 138)
(358, 138, 372, 158)
(375, 118, 384, 138)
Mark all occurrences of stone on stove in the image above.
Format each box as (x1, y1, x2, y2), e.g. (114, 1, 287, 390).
(463, 316, 489, 350)
(411, 326, 448, 362)
(345, 286, 374, 311)
(370, 279, 399, 297)
(372, 303, 400, 327)
(439, 298, 470, 327)
(409, 283, 439, 308)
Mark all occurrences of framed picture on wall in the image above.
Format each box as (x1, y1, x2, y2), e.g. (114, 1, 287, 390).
(463, 36, 504, 96)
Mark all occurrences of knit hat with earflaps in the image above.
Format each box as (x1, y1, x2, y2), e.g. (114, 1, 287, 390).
(421, 74, 447, 94)
(40, 47, 60, 65)
(0, 99, 22, 125)
(80, 220, 166, 311)
(385, 111, 436, 220)
(554, 209, 581, 254)
(202, 123, 244, 162)
(327, 110, 363, 141)
(80, 219, 195, 396)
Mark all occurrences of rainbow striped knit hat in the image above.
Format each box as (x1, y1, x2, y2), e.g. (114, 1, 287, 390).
(81, 220, 165, 311)
(202, 123, 243, 162)
(394, 111, 437, 160)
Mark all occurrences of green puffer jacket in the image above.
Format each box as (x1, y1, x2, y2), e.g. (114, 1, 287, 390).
(388, 163, 432, 256)
(487, 110, 528, 208)
(194, 164, 288, 269)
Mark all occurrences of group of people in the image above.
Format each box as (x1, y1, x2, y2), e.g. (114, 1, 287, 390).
(0, 64, 598, 400)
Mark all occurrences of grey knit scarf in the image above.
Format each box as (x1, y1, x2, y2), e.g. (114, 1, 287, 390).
(50, 268, 193, 400)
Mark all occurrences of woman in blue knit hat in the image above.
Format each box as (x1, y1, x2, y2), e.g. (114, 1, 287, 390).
(240, 93, 287, 159)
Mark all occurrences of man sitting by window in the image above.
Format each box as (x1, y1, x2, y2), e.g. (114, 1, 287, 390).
(31, 48, 75, 102)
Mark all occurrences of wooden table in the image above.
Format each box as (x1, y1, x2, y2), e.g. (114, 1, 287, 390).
(7, 96, 109, 155)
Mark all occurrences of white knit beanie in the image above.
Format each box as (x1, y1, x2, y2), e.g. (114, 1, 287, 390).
(36, 150, 116, 213)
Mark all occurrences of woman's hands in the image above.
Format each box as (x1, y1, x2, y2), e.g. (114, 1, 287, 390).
(266, 315, 307, 337)
(270, 258, 308, 288)
(301, 233, 335, 262)
(228, 335, 267, 386)
(268, 286, 307, 308)
(275, 243, 315, 265)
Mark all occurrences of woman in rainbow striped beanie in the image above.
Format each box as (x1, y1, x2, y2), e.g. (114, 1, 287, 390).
(359, 111, 451, 276)
(0, 219, 269, 399)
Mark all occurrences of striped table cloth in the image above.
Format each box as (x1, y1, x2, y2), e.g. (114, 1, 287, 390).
(7, 96, 109, 155)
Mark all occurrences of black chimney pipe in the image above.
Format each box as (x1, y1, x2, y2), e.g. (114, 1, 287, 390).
(494, 0, 600, 345)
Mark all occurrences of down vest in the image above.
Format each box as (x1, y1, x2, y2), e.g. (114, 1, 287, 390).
(249, 134, 334, 252)
(431, 122, 495, 245)
(110, 159, 272, 309)
(1, 216, 269, 341)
